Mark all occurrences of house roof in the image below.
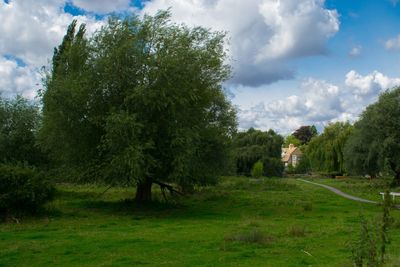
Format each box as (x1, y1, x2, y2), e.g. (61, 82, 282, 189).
(281, 144, 301, 162)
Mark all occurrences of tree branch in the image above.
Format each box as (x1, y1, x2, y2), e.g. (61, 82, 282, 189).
(153, 180, 184, 197)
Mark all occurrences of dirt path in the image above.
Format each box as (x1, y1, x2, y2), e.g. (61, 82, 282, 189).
(297, 179, 378, 204)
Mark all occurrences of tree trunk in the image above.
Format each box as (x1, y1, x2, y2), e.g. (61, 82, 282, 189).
(135, 178, 153, 203)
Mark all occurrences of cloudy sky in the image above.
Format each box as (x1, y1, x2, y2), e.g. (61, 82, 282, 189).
(1, 0, 400, 134)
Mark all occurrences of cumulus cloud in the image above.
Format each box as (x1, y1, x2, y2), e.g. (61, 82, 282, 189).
(0, 1, 103, 67)
(0, 0, 105, 98)
(345, 70, 400, 97)
(142, 0, 339, 86)
(71, 0, 133, 14)
(237, 70, 400, 134)
(384, 35, 400, 51)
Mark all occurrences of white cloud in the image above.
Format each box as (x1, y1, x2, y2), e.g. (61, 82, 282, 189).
(349, 46, 362, 57)
(0, 57, 41, 99)
(384, 35, 400, 51)
(71, 0, 133, 14)
(345, 70, 400, 97)
(0, 0, 105, 98)
(237, 70, 400, 134)
(142, 0, 339, 86)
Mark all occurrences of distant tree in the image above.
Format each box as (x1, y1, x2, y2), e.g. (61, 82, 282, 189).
(344, 88, 400, 185)
(283, 135, 301, 147)
(233, 128, 284, 177)
(39, 12, 237, 202)
(306, 122, 352, 175)
(0, 95, 44, 165)
(292, 125, 318, 145)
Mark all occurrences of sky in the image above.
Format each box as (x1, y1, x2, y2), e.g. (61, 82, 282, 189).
(1, 0, 400, 134)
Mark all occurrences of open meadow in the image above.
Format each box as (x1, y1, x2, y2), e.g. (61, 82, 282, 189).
(1, 177, 400, 267)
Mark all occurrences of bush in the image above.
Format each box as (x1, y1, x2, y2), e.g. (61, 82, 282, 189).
(251, 161, 264, 178)
(0, 165, 55, 217)
(262, 157, 284, 177)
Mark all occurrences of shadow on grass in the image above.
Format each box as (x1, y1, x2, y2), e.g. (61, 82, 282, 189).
(80, 198, 184, 215)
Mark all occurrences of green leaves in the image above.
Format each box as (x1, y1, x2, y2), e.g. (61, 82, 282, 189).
(41, 11, 236, 193)
(0, 95, 44, 165)
(233, 129, 284, 177)
(344, 87, 400, 183)
(306, 122, 352, 174)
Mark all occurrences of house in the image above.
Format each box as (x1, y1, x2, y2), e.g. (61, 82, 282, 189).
(282, 144, 302, 167)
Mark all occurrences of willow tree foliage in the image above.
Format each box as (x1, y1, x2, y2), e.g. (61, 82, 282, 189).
(344, 88, 400, 185)
(305, 122, 353, 175)
(233, 128, 284, 177)
(40, 12, 237, 202)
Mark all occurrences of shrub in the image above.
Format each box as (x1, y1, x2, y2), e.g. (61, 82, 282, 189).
(251, 161, 264, 178)
(286, 163, 295, 174)
(0, 165, 55, 217)
(262, 157, 284, 177)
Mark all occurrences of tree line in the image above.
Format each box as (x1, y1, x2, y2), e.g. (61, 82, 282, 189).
(286, 88, 400, 186)
(1, 10, 400, 217)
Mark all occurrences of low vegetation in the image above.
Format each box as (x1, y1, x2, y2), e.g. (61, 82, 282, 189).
(1, 177, 400, 266)
(0, 165, 55, 219)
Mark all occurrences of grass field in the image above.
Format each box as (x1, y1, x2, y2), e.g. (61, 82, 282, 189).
(1, 177, 400, 266)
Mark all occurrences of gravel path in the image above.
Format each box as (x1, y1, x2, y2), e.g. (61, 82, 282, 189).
(297, 179, 378, 204)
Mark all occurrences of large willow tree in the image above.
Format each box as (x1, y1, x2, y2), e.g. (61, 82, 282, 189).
(40, 11, 237, 202)
(306, 122, 353, 175)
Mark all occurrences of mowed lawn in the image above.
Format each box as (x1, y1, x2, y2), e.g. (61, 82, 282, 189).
(1, 177, 400, 266)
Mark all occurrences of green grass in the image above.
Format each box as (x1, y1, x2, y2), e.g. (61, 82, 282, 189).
(1, 177, 400, 266)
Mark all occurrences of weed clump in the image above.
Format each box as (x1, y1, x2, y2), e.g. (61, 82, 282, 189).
(287, 225, 307, 237)
(225, 229, 274, 245)
(350, 191, 393, 267)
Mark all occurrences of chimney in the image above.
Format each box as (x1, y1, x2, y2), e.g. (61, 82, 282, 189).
(289, 144, 295, 149)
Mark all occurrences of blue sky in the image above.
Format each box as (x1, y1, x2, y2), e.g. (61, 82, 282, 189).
(1, 0, 400, 134)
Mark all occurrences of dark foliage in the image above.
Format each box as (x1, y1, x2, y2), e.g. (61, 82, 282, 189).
(292, 125, 318, 145)
(233, 128, 284, 177)
(0, 165, 55, 217)
(344, 87, 400, 185)
(0, 95, 46, 166)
